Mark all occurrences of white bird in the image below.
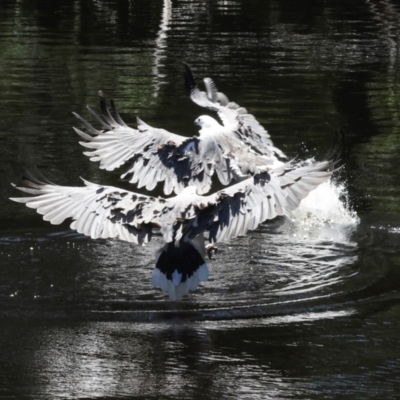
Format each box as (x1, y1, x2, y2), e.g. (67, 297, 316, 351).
(10, 160, 336, 300)
(183, 62, 286, 160)
(73, 66, 287, 196)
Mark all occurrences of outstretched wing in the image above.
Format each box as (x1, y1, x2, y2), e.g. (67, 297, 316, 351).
(183, 62, 286, 160)
(188, 159, 337, 243)
(74, 92, 229, 195)
(10, 168, 245, 246)
(10, 170, 164, 245)
(10, 156, 336, 247)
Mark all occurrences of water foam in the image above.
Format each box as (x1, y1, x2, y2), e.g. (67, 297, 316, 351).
(285, 179, 360, 242)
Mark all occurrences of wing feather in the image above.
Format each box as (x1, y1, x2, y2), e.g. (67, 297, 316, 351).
(11, 157, 336, 248)
(75, 91, 285, 195)
(11, 174, 160, 245)
(75, 95, 227, 195)
(183, 62, 286, 160)
(187, 158, 336, 243)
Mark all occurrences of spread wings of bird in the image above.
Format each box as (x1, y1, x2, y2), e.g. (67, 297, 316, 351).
(183, 62, 287, 160)
(10, 163, 334, 245)
(74, 92, 284, 196)
(10, 159, 335, 299)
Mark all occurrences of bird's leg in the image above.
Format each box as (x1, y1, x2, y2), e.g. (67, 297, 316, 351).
(206, 243, 218, 260)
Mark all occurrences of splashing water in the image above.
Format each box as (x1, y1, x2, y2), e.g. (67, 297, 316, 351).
(284, 179, 360, 242)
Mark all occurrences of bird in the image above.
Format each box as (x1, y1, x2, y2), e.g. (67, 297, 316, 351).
(73, 92, 283, 197)
(182, 62, 286, 160)
(10, 159, 336, 300)
(73, 65, 287, 197)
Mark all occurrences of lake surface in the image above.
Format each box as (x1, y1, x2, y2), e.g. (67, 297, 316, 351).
(1, 0, 400, 398)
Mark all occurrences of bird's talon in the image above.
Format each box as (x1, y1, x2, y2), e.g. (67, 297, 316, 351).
(206, 244, 218, 259)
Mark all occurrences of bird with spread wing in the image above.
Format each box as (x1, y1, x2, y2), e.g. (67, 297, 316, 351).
(73, 64, 287, 196)
(11, 158, 335, 300)
(182, 62, 286, 160)
(10, 64, 341, 300)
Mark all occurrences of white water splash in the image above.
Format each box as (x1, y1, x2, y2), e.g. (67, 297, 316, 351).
(285, 179, 360, 242)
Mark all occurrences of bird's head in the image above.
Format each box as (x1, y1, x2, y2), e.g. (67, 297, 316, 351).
(194, 115, 222, 135)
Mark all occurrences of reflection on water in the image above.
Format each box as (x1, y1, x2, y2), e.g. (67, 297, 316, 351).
(2, 0, 400, 399)
(152, 0, 172, 97)
(29, 310, 360, 399)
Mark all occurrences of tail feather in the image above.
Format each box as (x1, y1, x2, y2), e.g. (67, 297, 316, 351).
(152, 240, 208, 300)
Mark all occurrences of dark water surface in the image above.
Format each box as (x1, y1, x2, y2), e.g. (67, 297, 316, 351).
(1, 0, 400, 398)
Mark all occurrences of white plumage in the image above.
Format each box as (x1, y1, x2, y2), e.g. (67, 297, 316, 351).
(10, 64, 340, 300)
(11, 158, 336, 299)
(73, 65, 288, 196)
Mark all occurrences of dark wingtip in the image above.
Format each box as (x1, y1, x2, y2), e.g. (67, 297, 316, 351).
(182, 61, 192, 73)
(183, 62, 197, 93)
(98, 90, 108, 117)
(325, 128, 345, 165)
(110, 98, 126, 127)
(96, 90, 120, 127)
